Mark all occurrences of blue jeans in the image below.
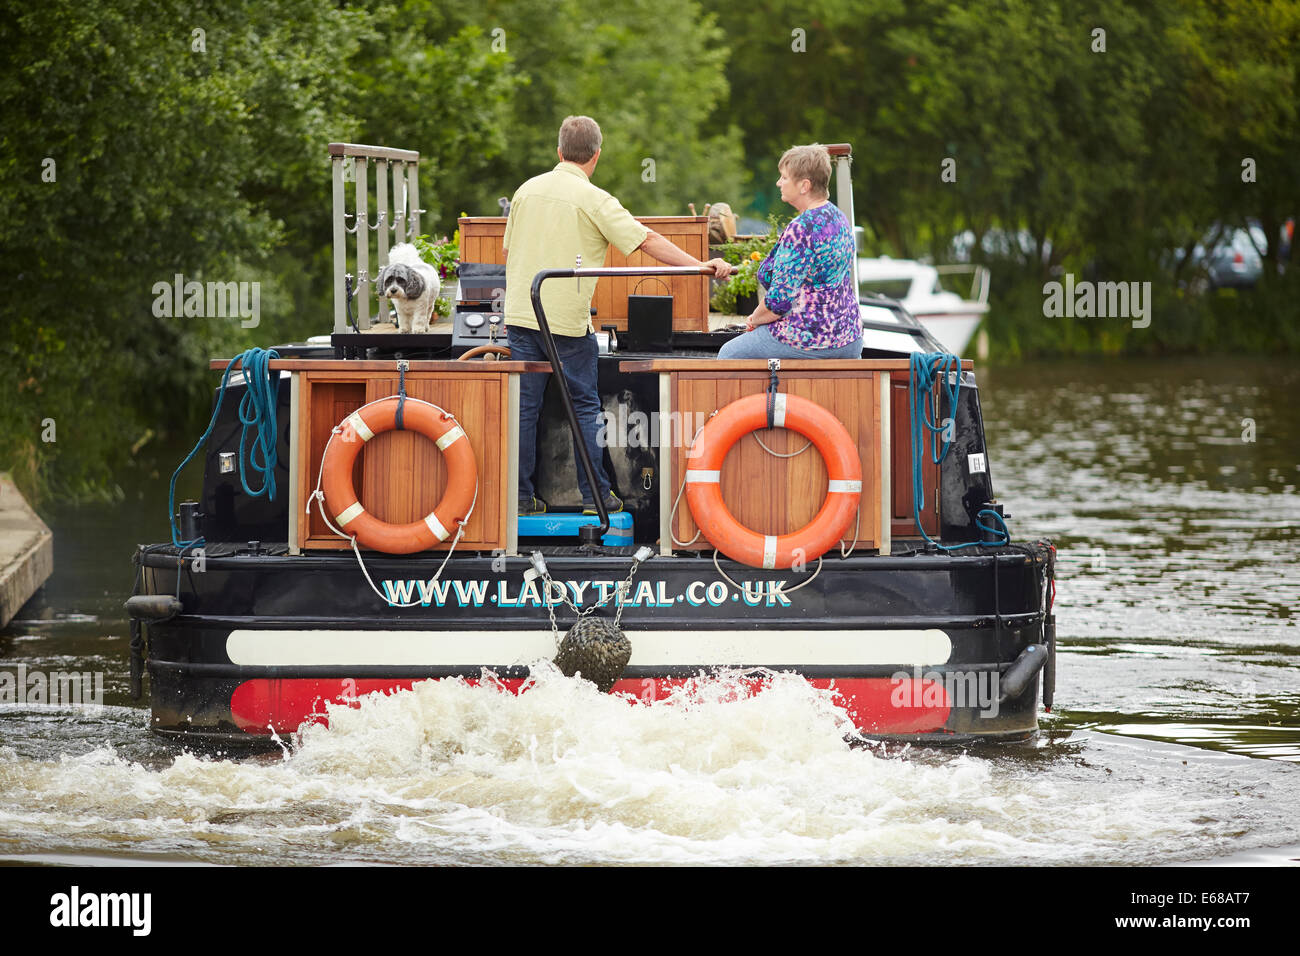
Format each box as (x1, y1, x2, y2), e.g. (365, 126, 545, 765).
(718, 324, 864, 359)
(508, 326, 609, 503)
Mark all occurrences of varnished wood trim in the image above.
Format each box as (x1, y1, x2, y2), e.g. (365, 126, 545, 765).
(878, 372, 891, 556)
(658, 372, 673, 556)
(211, 359, 552, 372)
(296, 370, 512, 552)
(667, 370, 881, 551)
(328, 142, 420, 162)
(620, 359, 973, 372)
(294, 373, 319, 552)
(287, 372, 302, 555)
(459, 216, 710, 329)
(506, 374, 520, 556)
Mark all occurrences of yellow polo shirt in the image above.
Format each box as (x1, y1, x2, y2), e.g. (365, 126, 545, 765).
(503, 162, 650, 337)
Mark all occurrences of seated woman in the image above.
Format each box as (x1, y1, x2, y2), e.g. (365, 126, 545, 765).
(718, 144, 863, 359)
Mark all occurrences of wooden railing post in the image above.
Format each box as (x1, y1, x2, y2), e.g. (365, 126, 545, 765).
(355, 156, 370, 329)
(328, 143, 422, 335)
(331, 153, 348, 334)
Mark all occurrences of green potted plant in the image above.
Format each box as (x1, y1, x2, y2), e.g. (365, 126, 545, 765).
(413, 231, 460, 318)
(709, 217, 783, 315)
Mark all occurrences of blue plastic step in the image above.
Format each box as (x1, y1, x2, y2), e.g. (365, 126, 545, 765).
(517, 511, 633, 547)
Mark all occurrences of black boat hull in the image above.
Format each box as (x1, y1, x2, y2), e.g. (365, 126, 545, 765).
(136, 544, 1054, 744)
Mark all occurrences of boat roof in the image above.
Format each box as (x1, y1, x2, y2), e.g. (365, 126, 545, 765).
(857, 257, 937, 279)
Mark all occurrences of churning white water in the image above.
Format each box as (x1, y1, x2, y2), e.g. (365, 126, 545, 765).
(3, 665, 1295, 866)
(6, 357, 1296, 866)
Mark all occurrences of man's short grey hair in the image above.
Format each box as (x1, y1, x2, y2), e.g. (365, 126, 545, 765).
(558, 115, 602, 164)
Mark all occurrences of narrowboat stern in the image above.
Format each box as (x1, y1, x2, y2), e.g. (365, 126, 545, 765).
(127, 142, 1056, 746)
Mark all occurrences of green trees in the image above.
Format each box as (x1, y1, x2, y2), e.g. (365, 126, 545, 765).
(724, 0, 1299, 356)
(0, 2, 365, 499)
(2, 0, 1295, 501)
(422, 0, 749, 219)
(0, 0, 743, 500)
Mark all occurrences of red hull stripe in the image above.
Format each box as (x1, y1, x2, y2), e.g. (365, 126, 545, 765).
(229, 677, 951, 736)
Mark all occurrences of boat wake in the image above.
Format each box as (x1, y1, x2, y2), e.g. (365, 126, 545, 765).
(1, 666, 1296, 866)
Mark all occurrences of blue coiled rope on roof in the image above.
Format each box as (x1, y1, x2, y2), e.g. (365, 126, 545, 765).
(168, 347, 281, 548)
(908, 350, 1009, 550)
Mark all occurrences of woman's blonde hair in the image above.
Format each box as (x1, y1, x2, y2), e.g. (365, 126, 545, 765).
(779, 144, 832, 198)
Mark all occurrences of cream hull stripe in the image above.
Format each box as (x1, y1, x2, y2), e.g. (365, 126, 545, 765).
(226, 629, 955, 668)
(336, 501, 365, 526)
(345, 412, 374, 442)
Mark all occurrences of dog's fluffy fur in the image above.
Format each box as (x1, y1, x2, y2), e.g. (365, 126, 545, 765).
(378, 243, 440, 333)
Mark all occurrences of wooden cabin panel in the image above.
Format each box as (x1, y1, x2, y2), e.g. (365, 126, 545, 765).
(460, 233, 480, 265)
(672, 376, 714, 547)
(302, 380, 367, 544)
(891, 377, 939, 538)
(458, 220, 505, 267)
(458, 216, 708, 330)
(790, 378, 836, 531)
(297, 369, 509, 551)
(360, 379, 453, 526)
(676, 231, 707, 327)
(806, 374, 880, 547)
(671, 371, 881, 551)
(871, 371, 885, 547)
(600, 242, 626, 326)
(591, 261, 615, 326)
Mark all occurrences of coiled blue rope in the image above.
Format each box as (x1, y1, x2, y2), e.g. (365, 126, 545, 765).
(908, 350, 1009, 550)
(168, 347, 281, 548)
(234, 348, 281, 500)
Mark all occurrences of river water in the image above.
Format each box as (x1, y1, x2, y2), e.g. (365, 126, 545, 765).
(1, 356, 1296, 866)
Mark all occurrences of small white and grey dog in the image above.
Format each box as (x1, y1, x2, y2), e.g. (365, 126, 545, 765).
(377, 243, 440, 333)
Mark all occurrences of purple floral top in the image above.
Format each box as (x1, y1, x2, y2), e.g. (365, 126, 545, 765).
(757, 203, 860, 350)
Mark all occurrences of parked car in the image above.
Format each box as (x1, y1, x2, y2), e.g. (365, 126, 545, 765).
(1170, 223, 1268, 290)
(1202, 224, 1267, 289)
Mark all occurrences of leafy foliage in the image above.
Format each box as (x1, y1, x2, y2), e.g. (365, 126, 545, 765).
(709, 219, 784, 313)
(0, 0, 742, 502)
(3, 0, 1298, 503)
(724, 0, 1299, 357)
(0, 1, 365, 501)
(412, 232, 460, 318)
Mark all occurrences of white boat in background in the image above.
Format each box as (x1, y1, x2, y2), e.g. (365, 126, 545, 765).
(857, 258, 990, 356)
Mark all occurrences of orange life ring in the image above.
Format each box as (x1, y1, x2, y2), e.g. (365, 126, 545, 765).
(684, 392, 862, 569)
(320, 396, 477, 554)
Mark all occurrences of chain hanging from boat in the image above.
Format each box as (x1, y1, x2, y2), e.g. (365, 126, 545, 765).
(527, 546, 654, 692)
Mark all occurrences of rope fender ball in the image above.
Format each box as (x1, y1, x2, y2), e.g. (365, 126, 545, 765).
(320, 395, 477, 554)
(553, 617, 632, 694)
(684, 392, 862, 569)
(530, 547, 651, 693)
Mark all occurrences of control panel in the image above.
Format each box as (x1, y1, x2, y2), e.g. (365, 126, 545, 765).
(452, 309, 507, 348)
